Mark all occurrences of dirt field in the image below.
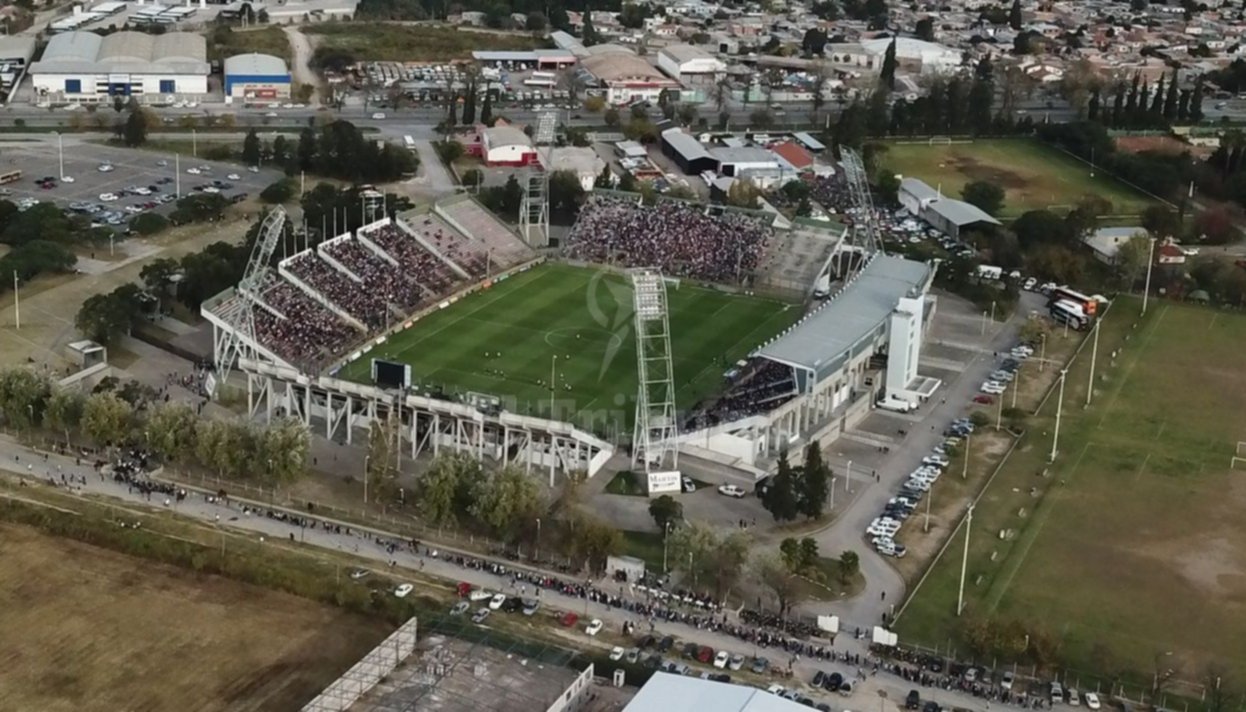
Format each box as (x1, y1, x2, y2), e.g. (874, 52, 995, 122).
(898, 299, 1246, 684)
(0, 523, 392, 712)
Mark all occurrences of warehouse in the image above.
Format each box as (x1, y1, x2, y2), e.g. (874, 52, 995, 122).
(223, 53, 291, 103)
(656, 44, 725, 83)
(29, 31, 208, 102)
(576, 46, 680, 105)
(711, 145, 783, 188)
(476, 125, 538, 166)
(660, 129, 716, 175)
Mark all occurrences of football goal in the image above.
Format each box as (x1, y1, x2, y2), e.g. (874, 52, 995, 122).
(927, 136, 953, 146)
(1232, 441, 1246, 470)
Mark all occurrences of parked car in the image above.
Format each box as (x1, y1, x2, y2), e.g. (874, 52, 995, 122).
(522, 599, 540, 616)
(449, 601, 470, 615)
(713, 650, 730, 669)
(1068, 688, 1081, 706)
(393, 583, 414, 598)
(751, 657, 770, 674)
(471, 607, 490, 623)
(585, 619, 603, 636)
(468, 588, 494, 601)
(906, 690, 921, 709)
(1084, 693, 1101, 710)
(728, 653, 745, 671)
(560, 612, 579, 628)
(609, 646, 625, 661)
(657, 636, 674, 652)
(717, 484, 746, 498)
(1001, 671, 1015, 691)
(349, 569, 369, 580)
(488, 593, 507, 610)
(973, 394, 994, 404)
(682, 477, 696, 493)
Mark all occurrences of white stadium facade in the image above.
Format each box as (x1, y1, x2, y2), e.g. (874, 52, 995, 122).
(29, 30, 208, 102)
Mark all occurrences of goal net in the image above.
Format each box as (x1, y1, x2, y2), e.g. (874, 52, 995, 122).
(1232, 441, 1246, 470)
(927, 136, 953, 146)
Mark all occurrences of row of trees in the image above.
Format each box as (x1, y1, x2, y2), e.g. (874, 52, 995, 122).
(1088, 72, 1204, 130)
(0, 367, 309, 484)
(762, 443, 831, 522)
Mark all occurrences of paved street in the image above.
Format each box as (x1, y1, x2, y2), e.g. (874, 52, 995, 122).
(0, 433, 1010, 712)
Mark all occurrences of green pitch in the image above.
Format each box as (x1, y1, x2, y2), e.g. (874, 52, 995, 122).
(898, 299, 1246, 682)
(337, 263, 799, 435)
(883, 139, 1157, 218)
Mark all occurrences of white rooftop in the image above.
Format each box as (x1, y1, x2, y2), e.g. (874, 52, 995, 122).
(623, 673, 810, 712)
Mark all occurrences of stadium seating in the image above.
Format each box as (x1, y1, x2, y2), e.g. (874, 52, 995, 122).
(254, 281, 358, 366)
(364, 223, 460, 295)
(437, 198, 533, 269)
(686, 358, 797, 428)
(286, 252, 392, 329)
(322, 237, 424, 310)
(565, 196, 773, 283)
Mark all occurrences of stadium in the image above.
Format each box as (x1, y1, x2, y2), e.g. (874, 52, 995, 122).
(203, 181, 938, 484)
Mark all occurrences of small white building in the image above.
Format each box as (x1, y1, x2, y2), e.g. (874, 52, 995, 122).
(1083, 226, 1146, 264)
(711, 146, 783, 188)
(549, 146, 606, 191)
(657, 43, 726, 82)
(860, 37, 962, 75)
(477, 126, 537, 167)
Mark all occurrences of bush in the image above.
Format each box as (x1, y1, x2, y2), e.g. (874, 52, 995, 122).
(130, 213, 169, 236)
(969, 411, 990, 428)
(260, 178, 297, 204)
(460, 168, 483, 188)
(203, 145, 234, 161)
(434, 140, 465, 164)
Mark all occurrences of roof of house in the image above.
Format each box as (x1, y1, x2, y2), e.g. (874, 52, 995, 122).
(770, 141, 813, 170)
(924, 198, 1002, 227)
(623, 673, 811, 712)
(223, 52, 289, 77)
(482, 126, 532, 149)
(548, 146, 604, 175)
(758, 254, 932, 377)
(660, 43, 717, 63)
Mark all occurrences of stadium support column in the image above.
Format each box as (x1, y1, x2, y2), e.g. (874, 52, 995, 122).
(630, 269, 680, 477)
(520, 112, 556, 247)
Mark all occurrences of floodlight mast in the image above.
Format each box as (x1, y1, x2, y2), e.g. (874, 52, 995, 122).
(519, 112, 557, 246)
(840, 146, 885, 279)
(630, 269, 679, 474)
(213, 207, 288, 385)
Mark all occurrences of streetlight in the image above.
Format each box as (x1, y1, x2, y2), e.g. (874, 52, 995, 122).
(1049, 368, 1068, 463)
(1142, 236, 1157, 316)
(1086, 318, 1101, 407)
(535, 517, 541, 561)
(55, 131, 65, 181)
(956, 504, 974, 616)
(845, 460, 853, 494)
(662, 521, 672, 573)
(363, 454, 370, 503)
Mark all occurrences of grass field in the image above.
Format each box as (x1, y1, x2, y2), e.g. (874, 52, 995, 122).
(0, 523, 391, 712)
(883, 139, 1157, 218)
(339, 263, 798, 434)
(306, 23, 540, 63)
(898, 298, 1246, 684)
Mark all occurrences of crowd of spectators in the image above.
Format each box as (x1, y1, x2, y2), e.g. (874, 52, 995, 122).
(365, 224, 459, 294)
(323, 237, 423, 310)
(686, 358, 797, 429)
(398, 216, 489, 279)
(565, 197, 772, 284)
(287, 252, 392, 329)
(255, 281, 358, 365)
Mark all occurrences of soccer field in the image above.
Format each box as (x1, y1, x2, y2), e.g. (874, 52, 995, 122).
(883, 139, 1157, 218)
(338, 263, 799, 434)
(897, 299, 1246, 684)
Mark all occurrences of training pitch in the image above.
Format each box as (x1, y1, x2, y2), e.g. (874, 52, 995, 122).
(0, 523, 392, 712)
(338, 263, 798, 434)
(898, 299, 1246, 682)
(883, 139, 1157, 218)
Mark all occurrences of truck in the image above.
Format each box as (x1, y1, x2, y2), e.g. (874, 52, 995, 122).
(877, 395, 917, 413)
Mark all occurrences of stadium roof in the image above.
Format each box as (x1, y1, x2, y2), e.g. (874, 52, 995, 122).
(623, 673, 809, 712)
(32, 31, 208, 75)
(925, 198, 1001, 227)
(758, 255, 932, 376)
(223, 52, 289, 77)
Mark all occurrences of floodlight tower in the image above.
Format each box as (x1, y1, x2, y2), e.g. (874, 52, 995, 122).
(519, 111, 556, 247)
(840, 146, 886, 278)
(630, 269, 679, 474)
(213, 207, 288, 383)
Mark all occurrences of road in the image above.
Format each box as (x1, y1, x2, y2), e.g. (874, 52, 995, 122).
(0, 433, 1004, 711)
(282, 26, 321, 105)
(798, 293, 1038, 630)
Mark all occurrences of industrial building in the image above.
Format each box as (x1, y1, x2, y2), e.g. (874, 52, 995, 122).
(656, 43, 726, 83)
(223, 53, 291, 103)
(859, 37, 962, 75)
(0, 37, 36, 100)
(471, 49, 578, 69)
(476, 125, 538, 166)
(898, 177, 1001, 240)
(29, 31, 209, 102)
(624, 672, 813, 711)
(576, 46, 680, 105)
(660, 129, 716, 174)
(710, 146, 784, 188)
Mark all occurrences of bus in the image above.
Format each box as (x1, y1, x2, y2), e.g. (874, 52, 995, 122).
(1047, 285, 1097, 316)
(1049, 299, 1089, 330)
(523, 78, 556, 88)
(0, 169, 21, 185)
(531, 71, 556, 80)
(403, 135, 416, 149)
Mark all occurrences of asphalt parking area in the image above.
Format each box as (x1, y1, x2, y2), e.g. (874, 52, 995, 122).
(0, 140, 281, 222)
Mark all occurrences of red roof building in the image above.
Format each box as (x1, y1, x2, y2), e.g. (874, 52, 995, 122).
(770, 141, 814, 172)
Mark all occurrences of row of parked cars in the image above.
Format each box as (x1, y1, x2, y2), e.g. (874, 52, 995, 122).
(449, 582, 541, 624)
(979, 344, 1033, 397)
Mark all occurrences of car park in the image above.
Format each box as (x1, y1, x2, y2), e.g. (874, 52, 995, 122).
(717, 484, 746, 498)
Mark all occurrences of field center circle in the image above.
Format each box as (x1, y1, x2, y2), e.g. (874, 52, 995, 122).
(544, 327, 623, 352)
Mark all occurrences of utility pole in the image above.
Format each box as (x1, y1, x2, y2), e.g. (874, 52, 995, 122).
(1142, 236, 1156, 316)
(12, 270, 19, 330)
(957, 504, 974, 616)
(963, 433, 970, 479)
(363, 454, 370, 503)
(996, 388, 1004, 431)
(924, 477, 933, 532)
(1086, 319, 1100, 407)
(175, 153, 181, 198)
(1050, 368, 1068, 463)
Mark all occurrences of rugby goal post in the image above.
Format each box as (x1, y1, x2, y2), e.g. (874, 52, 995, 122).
(1232, 441, 1246, 470)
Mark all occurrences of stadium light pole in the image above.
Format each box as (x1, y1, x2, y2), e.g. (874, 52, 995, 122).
(1142, 236, 1156, 316)
(56, 131, 64, 181)
(363, 454, 370, 504)
(12, 270, 19, 330)
(1049, 368, 1068, 463)
(956, 504, 974, 616)
(192, 128, 197, 157)
(175, 153, 181, 198)
(845, 460, 853, 494)
(1086, 319, 1101, 407)
(549, 355, 557, 418)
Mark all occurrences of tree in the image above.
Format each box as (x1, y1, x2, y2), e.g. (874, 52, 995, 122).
(752, 554, 803, 618)
(762, 450, 801, 522)
(1191, 75, 1205, 122)
(75, 288, 144, 346)
(581, 11, 600, 45)
(145, 402, 198, 467)
(1113, 233, 1152, 289)
(802, 28, 828, 55)
(576, 514, 622, 575)
(470, 467, 544, 541)
(415, 454, 477, 527)
(838, 550, 860, 584)
(967, 76, 994, 135)
(462, 81, 477, 124)
(962, 181, 1006, 216)
(256, 417, 309, 484)
(648, 494, 683, 533)
(726, 178, 762, 209)
(584, 95, 606, 113)
(480, 90, 493, 126)
(120, 109, 147, 147)
(525, 11, 547, 31)
(749, 108, 775, 130)
(1141, 205, 1180, 237)
(81, 391, 132, 447)
(0, 368, 51, 432)
(798, 442, 830, 519)
(604, 107, 620, 127)
(593, 165, 614, 189)
(130, 212, 169, 236)
(879, 37, 898, 91)
(461, 168, 484, 189)
(260, 178, 297, 204)
(1195, 207, 1236, 244)
(779, 536, 820, 575)
(548, 170, 585, 218)
(915, 17, 935, 41)
(44, 388, 83, 444)
(242, 128, 261, 166)
(667, 523, 751, 599)
(1009, 0, 1023, 30)
(364, 417, 401, 507)
(1163, 71, 1179, 120)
